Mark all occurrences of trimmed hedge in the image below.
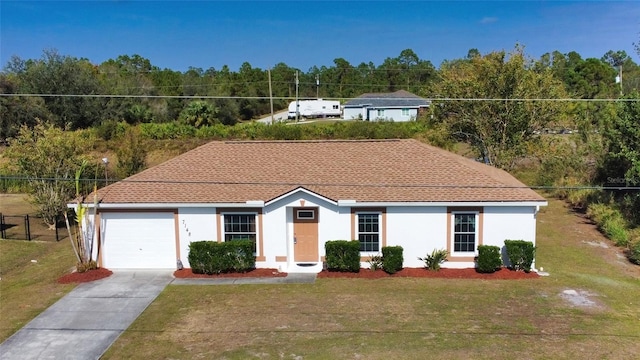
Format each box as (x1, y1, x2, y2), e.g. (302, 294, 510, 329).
(325, 240, 360, 272)
(188, 240, 255, 275)
(504, 240, 536, 272)
(476, 245, 502, 273)
(381, 246, 404, 274)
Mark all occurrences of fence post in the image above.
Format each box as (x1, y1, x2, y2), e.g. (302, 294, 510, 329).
(0, 213, 4, 239)
(25, 214, 31, 241)
(55, 214, 60, 242)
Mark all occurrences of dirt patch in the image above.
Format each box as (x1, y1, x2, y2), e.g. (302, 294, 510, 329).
(174, 268, 287, 278)
(57, 267, 113, 283)
(559, 289, 603, 309)
(318, 267, 539, 279)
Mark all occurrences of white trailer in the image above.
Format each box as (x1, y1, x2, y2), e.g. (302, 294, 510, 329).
(287, 99, 341, 119)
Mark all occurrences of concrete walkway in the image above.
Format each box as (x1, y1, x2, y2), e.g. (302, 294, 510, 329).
(172, 272, 317, 285)
(0, 271, 316, 359)
(0, 271, 173, 360)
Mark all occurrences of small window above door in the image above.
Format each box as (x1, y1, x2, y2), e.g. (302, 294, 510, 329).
(296, 210, 315, 220)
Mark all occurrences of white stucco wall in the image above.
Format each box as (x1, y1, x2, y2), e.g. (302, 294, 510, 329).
(482, 206, 538, 267)
(343, 107, 418, 122)
(385, 206, 447, 268)
(108, 200, 540, 271)
(369, 108, 417, 122)
(343, 107, 363, 120)
(263, 190, 349, 272)
(178, 208, 217, 268)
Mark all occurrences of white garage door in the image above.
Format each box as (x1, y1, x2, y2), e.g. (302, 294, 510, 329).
(101, 212, 177, 269)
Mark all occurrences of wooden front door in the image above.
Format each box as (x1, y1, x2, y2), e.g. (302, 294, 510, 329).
(293, 208, 319, 262)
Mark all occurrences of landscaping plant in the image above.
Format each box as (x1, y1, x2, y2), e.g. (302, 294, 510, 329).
(381, 246, 403, 274)
(367, 253, 383, 271)
(63, 161, 99, 272)
(418, 249, 448, 271)
(503, 240, 536, 272)
(476, 245, 502, 273)
(325, 240, 360, 272)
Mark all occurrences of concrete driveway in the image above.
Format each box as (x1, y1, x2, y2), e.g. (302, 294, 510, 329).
(0, 271, 173, 360)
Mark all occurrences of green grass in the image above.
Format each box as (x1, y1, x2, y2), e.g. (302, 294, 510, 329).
(0, 194, 77, 341)
(0, 240, 76, 341)
(103, 198, 640, 359)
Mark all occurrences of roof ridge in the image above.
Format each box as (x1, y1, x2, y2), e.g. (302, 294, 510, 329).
(224, 139, 401, 144)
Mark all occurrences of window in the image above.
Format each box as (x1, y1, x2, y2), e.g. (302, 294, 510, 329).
(333, 105, 339, 109)
(357, 213, 380, 252)
(377, 109, 384, 117)
(401, 108, 410, 116)
(223, 214, 257, 252)
(297, 210, 315, 220)
(453, 213, 476, 253)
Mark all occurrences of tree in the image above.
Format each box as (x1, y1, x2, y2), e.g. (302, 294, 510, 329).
(179, 100, 219, 127)
(597, 91, 640, 223)
(3, 122, 94, 228)
(14, 50, 104, 129)
(434, 46, 568, 170)
(98, 54, 160, 123)
(0, 74, 53, 139)
(64, 160, 100, 272)
(115, 126, 147, 178)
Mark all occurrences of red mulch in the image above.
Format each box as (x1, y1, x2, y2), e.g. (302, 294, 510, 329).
(173, 267, 538, 280)
(174, 268, 288, 278)
(57, 268, 113, 284)
(317, 267, 539, 279)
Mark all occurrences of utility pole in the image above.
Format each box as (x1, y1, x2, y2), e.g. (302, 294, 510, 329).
(616, 65, 623, 96)
(268, 67, 274, 124)
(316, 74, 319, 99)
(295, 71, 299, 123)
(102, 158, 109, 186)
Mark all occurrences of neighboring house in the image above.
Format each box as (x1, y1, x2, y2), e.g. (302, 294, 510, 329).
(79, 139, 546, 273)
(343, 90, 431, 121)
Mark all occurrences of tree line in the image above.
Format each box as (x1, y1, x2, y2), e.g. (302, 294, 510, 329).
(1, 46, 637, 140)
(2, 43, 640, 263)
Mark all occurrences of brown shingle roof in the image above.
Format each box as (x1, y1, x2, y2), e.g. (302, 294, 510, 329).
(96, 139, 545, 204)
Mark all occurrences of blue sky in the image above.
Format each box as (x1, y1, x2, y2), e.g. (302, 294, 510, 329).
(1, 1, 638, 72)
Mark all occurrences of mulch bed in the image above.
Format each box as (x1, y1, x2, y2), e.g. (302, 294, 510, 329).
(57, 267, 537, 283)
(174, 268, 288, 278)
(173, 267, 538, 280)
(57, 268, 113, 284)
(317, 267, 539, 279)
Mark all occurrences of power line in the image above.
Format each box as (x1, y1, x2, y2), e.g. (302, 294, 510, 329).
(2, 175, 639, 192)
(1, 93, 638, 102)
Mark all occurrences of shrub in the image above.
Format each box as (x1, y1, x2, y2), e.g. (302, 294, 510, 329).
(476, 245, 502, 273)
(367, 253, 383, 271)
(381, 246, 403, 274)
(75, 260, 98, 273)
(503, 240, 536, 272)
(586, 203, 629, 247)
(418, 249, 448, 271)
(187, 240, 255, 274)
(628, 241, 640, 265)
(325, 240, 360, 272)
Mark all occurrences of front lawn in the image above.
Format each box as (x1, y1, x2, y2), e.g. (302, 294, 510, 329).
(0, 240, 76, 341)
(103, 198, 640, 359)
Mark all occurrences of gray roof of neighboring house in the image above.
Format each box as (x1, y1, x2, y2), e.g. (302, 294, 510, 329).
(344, 90, 431, 108)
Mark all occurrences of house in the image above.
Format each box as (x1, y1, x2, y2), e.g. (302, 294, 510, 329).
(82, 139, 546, 273)
(343, 90, 431, 121)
